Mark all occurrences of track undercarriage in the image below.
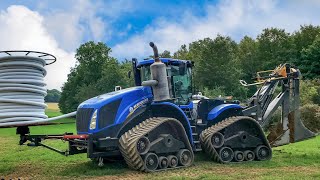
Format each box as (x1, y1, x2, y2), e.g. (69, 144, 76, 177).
(200, 116, 272, 163)
(119, 117, 194, 172)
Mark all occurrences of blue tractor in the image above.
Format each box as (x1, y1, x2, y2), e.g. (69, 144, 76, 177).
(20, 42, 275, 172)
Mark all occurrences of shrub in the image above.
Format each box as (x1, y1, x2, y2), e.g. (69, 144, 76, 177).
(300, 79, 320, 105)
(300, 104, 320, 133)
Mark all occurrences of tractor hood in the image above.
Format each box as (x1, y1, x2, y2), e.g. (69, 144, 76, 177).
(79, 86, 152, 109)
(77, 86, 153, 134)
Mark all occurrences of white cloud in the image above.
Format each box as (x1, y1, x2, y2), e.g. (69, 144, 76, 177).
(0, 0, 137, 90)
(43, 0, 107, 52)
(112, 0, 320, 60)
(0, 5, 75, 90)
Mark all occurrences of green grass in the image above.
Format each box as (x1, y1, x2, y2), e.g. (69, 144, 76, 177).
(0, 110, 320, 179)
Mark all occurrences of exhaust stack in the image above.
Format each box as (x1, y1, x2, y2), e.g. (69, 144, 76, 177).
(141, 42, 170, 101)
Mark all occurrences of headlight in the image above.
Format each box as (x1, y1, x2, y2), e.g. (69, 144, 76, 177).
(89, 109, 98, 130)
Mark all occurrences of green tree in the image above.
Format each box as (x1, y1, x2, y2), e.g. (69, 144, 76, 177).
(189, 36, 247, 99)
(160, 50, 171, 58)
(300, 37, 320, 79)
(292, 25, 320, 62)
(173, 44, 191, 60)
(237, 36, 260, 96)
(256, 28, 296, 70)
(59, 41, 115, 113)
(45, 89, 61, 102)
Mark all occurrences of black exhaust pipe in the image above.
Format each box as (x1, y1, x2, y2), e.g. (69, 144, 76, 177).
(149, 42, 160, 62)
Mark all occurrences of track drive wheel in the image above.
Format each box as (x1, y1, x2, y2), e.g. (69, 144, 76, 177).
(137, 136, 150, 155)
(211, 132, 224, 148)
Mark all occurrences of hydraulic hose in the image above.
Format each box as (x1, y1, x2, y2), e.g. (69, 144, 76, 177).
(0, 53, 76, 127)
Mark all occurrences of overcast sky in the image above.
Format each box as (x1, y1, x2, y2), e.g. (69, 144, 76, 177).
(0, 0, 320, 90)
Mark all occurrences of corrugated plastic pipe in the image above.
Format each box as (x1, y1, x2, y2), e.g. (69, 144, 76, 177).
(0, 55, 76, 127)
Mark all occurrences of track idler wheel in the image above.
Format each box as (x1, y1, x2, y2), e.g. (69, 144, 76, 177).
(144, 153, 159, 171)
(244, 150, 255, 161)
(167, 155, 178, 168)
(255, 145, 272, 161)
(158, 156, 169, 169)
(219, 147, 234, 163)
(211, 132, 224, 148)
(177, 149, 193, 166)
(137, 136, 150, 155)
(234, 151, 244, 162)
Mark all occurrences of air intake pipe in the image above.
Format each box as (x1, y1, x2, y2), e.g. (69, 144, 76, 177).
(141, 42, 170, 101)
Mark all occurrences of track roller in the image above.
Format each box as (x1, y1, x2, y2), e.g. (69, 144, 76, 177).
(244, 150, 255, 161)
(219, 147, 234, 163)
(234, 151, 244, 162)
(158, 156, 169, 169)
(167, 155, 178, 168)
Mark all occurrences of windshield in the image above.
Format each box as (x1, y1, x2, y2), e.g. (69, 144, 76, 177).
(140, 65, 151, 81)
(139, 64, 192, 105)
(171, 66, 192, 105)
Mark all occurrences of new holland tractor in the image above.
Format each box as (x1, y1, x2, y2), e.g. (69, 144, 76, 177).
(18, 42, 314, 172)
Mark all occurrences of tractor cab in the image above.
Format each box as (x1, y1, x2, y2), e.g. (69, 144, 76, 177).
(132, 58, 193, 105)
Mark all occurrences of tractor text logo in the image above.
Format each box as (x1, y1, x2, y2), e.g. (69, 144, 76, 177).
(128, 98, 149, 116)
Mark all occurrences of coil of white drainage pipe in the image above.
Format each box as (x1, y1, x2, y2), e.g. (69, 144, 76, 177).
(0, 51, 76, 127)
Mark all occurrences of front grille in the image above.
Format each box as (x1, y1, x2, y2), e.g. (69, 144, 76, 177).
(98, 99, 122, 129)
(76, 108, 94, 132)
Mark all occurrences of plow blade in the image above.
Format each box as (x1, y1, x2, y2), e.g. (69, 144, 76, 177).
(267, 78, 315, 147)
(267, 111, 315, 147)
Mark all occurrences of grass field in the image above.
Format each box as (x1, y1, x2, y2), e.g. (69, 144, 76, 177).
(0, 103, 320, 179)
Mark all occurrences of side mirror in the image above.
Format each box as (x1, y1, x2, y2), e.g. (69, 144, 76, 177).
(128, 70, 132, 78)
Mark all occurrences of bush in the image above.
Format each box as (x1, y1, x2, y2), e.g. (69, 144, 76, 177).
(203, 87, 226, 98)
(300, 104, 320, 133)
(300, 79, 320, 105)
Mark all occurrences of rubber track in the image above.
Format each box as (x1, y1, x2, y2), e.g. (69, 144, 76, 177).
(119, 117, 193, 172)
(199, 116, 271, 163)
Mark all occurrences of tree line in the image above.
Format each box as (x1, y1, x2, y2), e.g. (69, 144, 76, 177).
(45, 89, 61, 102)
(59, 25, 320, 114)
